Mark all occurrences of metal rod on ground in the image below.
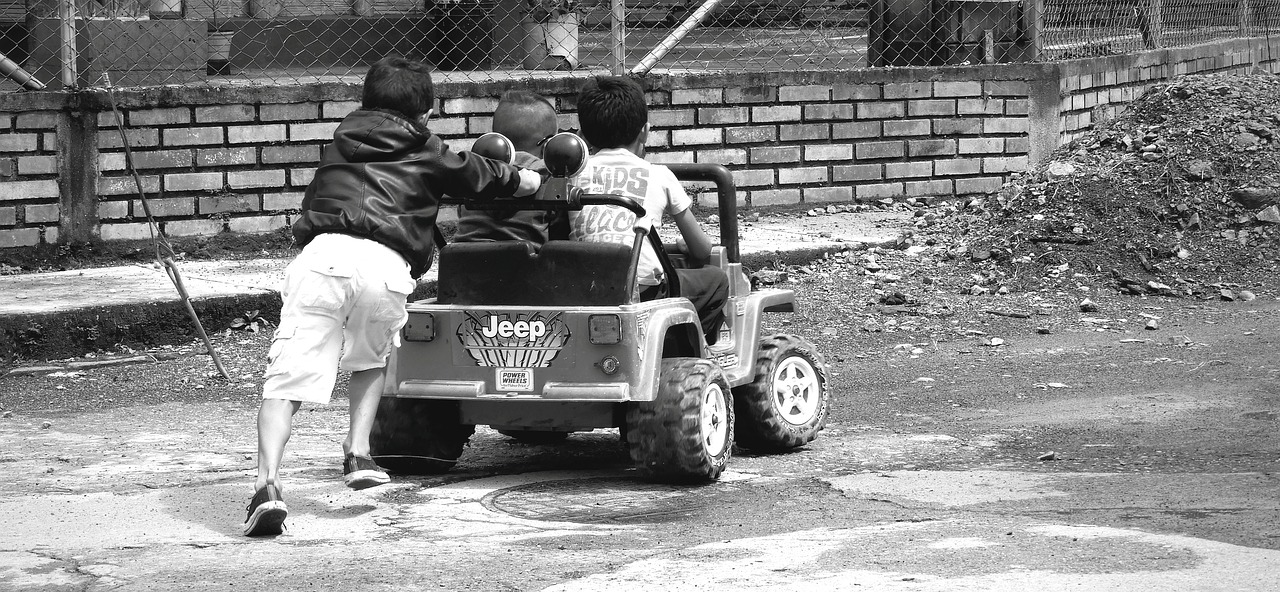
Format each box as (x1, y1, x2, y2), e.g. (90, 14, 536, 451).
(610, 0, 626, 74)
(101, 74, 232, 381)
(629, 0, 723, 75)
(0, 50, 46, 90)
(58, 0, 77, 88)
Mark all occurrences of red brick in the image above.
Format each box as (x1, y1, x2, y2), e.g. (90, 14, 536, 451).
(752, 105, 802, 123)
(16, 112, 58, 130)
(883, 82, 932, 99)
(195, 105, 255, 123)
(648, 150, 694, 165)
(957, 99, 1004, 116)
(137, 197, 195, 217)
(323, 101, 361, 119)
(725, 85, 776, 103)
(804, 103, 854, 121)
(933, 81, 983, 98)
(983, 155, 1029, 173)
(804, 186, 852, 203)
(857, 102, 905, 119)
(750, 188, 801, 206)
(132, 149, 195, 169)
(905, 179, 954, 197)
(780, 123, 830, 142)
(651, 109, 696, 127)
(804, 144, 852, 161)
(956, 176, 1006, 194)
(833, 164, 882, 182)
(229, 214, 290, 234)
(855, 182, 904, 200)
(732, 169, 775, 188)
(163, 127, 224, 147)
(165, 172, 224, 192)
(933, 118, 983, 136)
(164, 219, 226, 237)
(673, 128, 723, 145)
(984, 80, 1029, 97)
(0, 206, 14, 225)
(98, 200, 130, 219)
(442, 97, 499, 115)
(101, 222, 153, 241)
(0, 133, 39, 152)
(99, 129, 159, 150)
(23, 203, 59, 223)
(933, 158, 982, 176)
(262, 145, 320, 165)
(17, 155, 56, 175)
(779, 166, 828, 185)
(726, 126, 777, 144)
(985, 117, 1029, 135)
(673, 88, 724, 104)
(129, 107, 190, 127)
(694, 148, 747, 165)
(289, 122, 339, 142)
(779, 85, 831, 102)
(98, 175, 159, 196)
(855, 141, 904, 160)
(833, 84, 879, 101)
(885, 162, 932, 179)
(198, 147, 257, 167)
(908, 99, 957, 117)
(750, 146, 801, 165)
(263, 192, 305, 211)
(200, 194, 259, 214)
(833, 121, 880, 139)
(0, 228, 40, 247)
(2, 179, 59, 200)
(229, 170, 286, 189)
(699, 107, 750, 125)
(290, 168, 316, 187)
(883, 120, 931, 137)
(958, 137, 1004, 154)
(908, 139, 958, 157)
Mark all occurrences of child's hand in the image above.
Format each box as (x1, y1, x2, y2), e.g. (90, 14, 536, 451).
(514, 169, 541, 198)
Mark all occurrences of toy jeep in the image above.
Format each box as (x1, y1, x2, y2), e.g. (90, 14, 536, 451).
(371, 133, 830, 482)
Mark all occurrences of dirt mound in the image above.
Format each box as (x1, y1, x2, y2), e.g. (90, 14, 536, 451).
(924, 72, 1280, 300)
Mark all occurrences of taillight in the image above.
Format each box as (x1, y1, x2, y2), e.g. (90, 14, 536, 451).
(403, 313, 435, 342)
(588, 314, 622, 344)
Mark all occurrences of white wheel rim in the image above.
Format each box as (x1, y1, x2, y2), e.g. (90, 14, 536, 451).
(772, 354, 822, 426)
(701, 382, 729, 457)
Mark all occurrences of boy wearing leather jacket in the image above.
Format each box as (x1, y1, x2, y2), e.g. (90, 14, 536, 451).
(244, 56, 541, 537)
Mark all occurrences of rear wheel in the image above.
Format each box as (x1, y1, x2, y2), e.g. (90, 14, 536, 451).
(733, 334, 829, 452)
(370, 397, 475, 474)
(625, 358, 733, 482)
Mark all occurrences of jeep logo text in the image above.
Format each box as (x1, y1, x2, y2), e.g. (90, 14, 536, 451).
(481, 316, 548, 341)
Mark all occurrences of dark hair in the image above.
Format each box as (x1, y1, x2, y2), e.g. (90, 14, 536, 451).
(493, 90, 557, 150)
(575, 76, 647, 149)
(362, 56, 435, 119)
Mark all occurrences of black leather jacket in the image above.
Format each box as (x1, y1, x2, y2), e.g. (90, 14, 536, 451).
(293, 108, 523, 278)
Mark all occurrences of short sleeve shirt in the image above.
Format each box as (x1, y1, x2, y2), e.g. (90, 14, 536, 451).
(568, 148, 692, 286)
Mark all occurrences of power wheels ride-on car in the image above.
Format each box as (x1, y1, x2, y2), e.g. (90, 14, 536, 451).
(370, 132, 831, 482)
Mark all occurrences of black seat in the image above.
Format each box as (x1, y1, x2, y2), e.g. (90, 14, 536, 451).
(436, 240, 633, 306)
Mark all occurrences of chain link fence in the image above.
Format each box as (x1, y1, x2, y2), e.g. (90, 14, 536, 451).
(0, 0, 1277, 92)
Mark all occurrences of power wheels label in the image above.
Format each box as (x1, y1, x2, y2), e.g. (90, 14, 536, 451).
(457, 312, 570, 367)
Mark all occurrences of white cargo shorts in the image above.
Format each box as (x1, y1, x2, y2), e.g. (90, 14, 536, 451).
(262, 233, 416, 404)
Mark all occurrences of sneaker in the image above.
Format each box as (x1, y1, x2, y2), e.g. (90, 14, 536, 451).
(243, 483, 288, 537)
(343, 453, 391, 490)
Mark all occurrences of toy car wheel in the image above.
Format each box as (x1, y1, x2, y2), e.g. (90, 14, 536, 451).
(497, 429, 571, 445)
(732, 334, 829, 452)
(625, 358, 734, 483)
(370, 397, 475, 474)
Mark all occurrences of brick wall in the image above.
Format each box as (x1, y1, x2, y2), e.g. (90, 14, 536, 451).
(1, 34, 1277, 249)
(1058, 37, 1280, 144)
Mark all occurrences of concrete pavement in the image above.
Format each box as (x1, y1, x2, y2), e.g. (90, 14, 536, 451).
(0, 209, 915, 363)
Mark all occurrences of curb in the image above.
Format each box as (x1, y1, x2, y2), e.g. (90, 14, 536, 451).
(0, 234, 903, 365)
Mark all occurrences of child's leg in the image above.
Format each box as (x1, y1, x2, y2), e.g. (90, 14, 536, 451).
(255, 398, 301, 491)
(674, 267, 729, 343)
(344, 367, 386, 457)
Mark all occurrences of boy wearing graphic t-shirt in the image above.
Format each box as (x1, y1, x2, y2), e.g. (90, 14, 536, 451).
(569, 75, 727, 342)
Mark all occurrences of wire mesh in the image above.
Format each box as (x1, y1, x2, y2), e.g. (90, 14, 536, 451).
(0, 0, 1278, 92)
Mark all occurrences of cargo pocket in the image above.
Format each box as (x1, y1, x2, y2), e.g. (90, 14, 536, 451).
(263, 322, 298, 377)
(376, 276, 416, 354)
(297, 261, 355, 311)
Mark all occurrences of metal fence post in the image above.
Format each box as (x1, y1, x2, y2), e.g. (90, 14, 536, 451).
(610, 0, 626, 74)
(58, 0, 78, 88)
(1025, 0, 1042, 61)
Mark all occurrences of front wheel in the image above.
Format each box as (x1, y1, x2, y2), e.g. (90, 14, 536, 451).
(732, 334, 829, 452)
(370, 397, 475, 474)
(625, 358, 733, 483)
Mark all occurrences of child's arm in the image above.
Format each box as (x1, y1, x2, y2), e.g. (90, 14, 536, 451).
(672, 207, 714, 266)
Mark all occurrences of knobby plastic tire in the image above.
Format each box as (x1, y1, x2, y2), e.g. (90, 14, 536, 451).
(370, 397, 475, 474)
(732, 334, 830, 452)
(625, 358, 734, 483)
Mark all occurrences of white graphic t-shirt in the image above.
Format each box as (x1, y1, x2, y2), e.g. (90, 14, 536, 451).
(569, 148, 692, 286)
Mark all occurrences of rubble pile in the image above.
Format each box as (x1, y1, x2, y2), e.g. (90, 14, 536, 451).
(924, 72, 1280, 299)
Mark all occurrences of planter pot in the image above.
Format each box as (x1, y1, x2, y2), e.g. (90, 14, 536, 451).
(207, 30, 234, 75)
(520, 12, 577, 70)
